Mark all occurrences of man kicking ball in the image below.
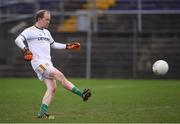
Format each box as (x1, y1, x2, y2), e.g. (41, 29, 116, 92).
(15, 10, 91, 118)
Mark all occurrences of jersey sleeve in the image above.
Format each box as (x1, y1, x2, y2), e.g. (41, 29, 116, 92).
(45, 30, 66, 49)
(46, 30, 66, 49)
(20, 29, 29, 41)
(15, 29, 29, 49)
(51, 42, 66, 49)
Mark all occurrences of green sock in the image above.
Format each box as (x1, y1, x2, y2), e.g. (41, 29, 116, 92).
(71, 86, 83, 97)
(40, 104, 48, 113)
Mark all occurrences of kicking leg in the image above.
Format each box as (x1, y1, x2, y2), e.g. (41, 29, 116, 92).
(51, 67, 91, 101)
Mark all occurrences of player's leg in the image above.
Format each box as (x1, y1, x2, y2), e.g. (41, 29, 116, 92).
(51, 67, 91, 101)
(42, 79, 57, 105)
(53, 68, 81, 95)
(38, 79, 57, 118)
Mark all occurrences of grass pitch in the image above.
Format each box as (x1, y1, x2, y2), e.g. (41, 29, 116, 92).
(0, 78, 180, 123)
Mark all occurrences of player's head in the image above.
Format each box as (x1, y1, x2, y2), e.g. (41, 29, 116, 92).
(35, 10, 51, 29)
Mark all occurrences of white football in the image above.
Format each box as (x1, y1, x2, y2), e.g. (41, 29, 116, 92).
(152, 60, 169, 75)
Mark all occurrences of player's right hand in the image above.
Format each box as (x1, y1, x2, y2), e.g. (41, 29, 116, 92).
(23, 47, 33, 61)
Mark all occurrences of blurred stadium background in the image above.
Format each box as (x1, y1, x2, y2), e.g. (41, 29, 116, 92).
(0, 0, 180, 79)
(0, 0, 180, 123)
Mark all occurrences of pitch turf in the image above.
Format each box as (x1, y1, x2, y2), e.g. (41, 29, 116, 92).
(0, 78, 180, 123)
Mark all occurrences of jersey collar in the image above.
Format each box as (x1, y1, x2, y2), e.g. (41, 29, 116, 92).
(34, 25, 44, 30)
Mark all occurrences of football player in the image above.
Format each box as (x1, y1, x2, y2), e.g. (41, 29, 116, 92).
(15, 10, 91, 118)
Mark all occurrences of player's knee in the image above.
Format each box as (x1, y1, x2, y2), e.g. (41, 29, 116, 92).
(48, 87, 57, 94)
(52, 70, 65, 80)
(58, 72, 65, 80)
(52, 87, 57, 94)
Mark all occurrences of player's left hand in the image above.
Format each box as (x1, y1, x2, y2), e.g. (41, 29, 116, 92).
(66, 42, 81, 50)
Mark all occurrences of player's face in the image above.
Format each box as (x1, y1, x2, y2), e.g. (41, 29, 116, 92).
(40, 12, 51, 28)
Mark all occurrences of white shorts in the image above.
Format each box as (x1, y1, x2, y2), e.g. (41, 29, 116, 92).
(34, 63, 55, 81)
